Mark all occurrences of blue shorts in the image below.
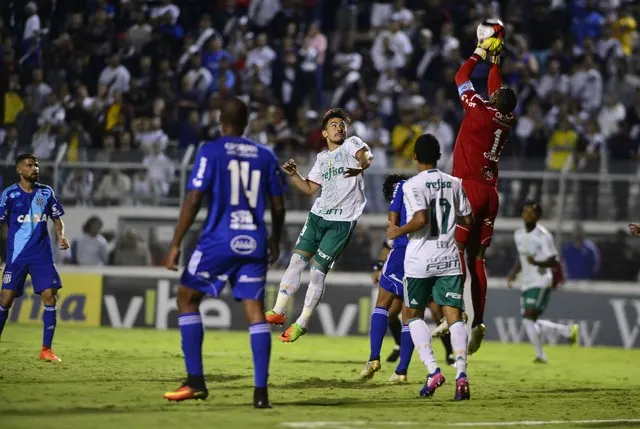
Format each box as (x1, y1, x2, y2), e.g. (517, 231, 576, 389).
(2, 263, 62, 298)
(180, 250, 267, 301)
(379, 247, 405, 298)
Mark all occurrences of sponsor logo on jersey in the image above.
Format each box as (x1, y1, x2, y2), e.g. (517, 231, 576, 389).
(317, 249, 332, 261)
(317, 208, 343, 216)
(17, 213, 48, 223)
(445, 292, 462, 300)
(238, 275, 265, 283)
(192, 156, 208, 188)
(322, 166, 345, 181)
(35, 195, 45, 207)
(426, 258, 460, 272)
(196, 271, 211, 279)
(424, 179, 452, 190)
(230, 210, 257, 231)
(224, 142, 258, 157)
(230, 235, 257, 255)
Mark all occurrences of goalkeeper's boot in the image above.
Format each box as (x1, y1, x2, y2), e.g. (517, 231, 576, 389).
(359, 359, 381, 380)
(431, 318, 449, 338)
(254, 387, 272, 409)
(468, 323, 486, 355)
(568, 324, 579, 347)
(163, 382, 208, 402)
(386, 345, 400, 362)
(265, 310, 286, 327)
(419, 368, 445, 397)
(40, 346, 61, 362)
(279, 323, 306, 343)
(388, 372, 408, 384)
(454, 374, 471, 401)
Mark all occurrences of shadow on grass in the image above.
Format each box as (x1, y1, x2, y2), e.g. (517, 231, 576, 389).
(278, 377, 383, 390)
(281, 358, 365, 365)
(14, 374, 249, 384)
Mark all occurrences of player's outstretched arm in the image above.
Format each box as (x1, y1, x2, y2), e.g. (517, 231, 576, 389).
(527, 255, 559, 269)
(282, 159, 321, 196)
(344, 147, 374, 177)
(507, 259, 521, 288)
(53, 218, 69, 250)
(387, 210, 427, 239)
(167, 190, 204, 270)
(268, 195, 285, 265)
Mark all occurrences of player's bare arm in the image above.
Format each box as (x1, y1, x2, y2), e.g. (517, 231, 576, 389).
(282, 159, 321, 196)
(167, 190, 204, 271)
(344, 147, 374, 178)
(527, 255, 559, 269)
(371, 242, 390, 285)
(507, 259, 521, 288)
(268, 195, 285, 265)
(52, 218, 69, 250)
(387, 209, 427, 240)
(629, 223, 640, 236)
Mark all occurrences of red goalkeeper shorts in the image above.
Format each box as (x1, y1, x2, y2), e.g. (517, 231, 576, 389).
(461, 179, 499, 248)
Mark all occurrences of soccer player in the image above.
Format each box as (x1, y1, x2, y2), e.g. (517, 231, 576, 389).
(361, 174, 415, 383)
(0, 153, 69, 361)
(163, 98, 286, 408)
(265, 108, 373, 343)
(387, 134, 473, 400)
(508, 200, 578, 363)
(629, 223, 640, 236)
(448, 36, 518, 354)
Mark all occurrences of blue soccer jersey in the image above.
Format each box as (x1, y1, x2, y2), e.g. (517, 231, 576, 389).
(180, 136, 286, 300)
(379, 180, 408, 298)
(0, 183, 65, 265)
(388, 180, 408, 249)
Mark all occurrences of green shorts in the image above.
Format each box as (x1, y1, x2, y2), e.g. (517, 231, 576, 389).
(294, 213, 357, 272)
(404, 275, 464, 310)
(520, 287, 551, 316)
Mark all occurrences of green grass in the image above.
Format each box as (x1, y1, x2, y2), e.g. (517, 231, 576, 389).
(1, 325, 640, 429)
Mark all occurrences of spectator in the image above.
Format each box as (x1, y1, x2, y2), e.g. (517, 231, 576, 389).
(562, 222, 600, 280)
(98, 53, 131, 98)
(143, 142, 174, 199)
(598, 229, 640, 281)
(62, 169, 94, 206)
(96, 168, 132, 205)
(69, 216, 109, 266)
(113, 229, 152, 266)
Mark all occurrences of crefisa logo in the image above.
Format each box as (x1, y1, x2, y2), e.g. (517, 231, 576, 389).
(230, 235, 257, 255)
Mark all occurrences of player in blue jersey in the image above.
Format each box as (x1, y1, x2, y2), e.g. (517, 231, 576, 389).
(0, 153, 69, 362)
(163, 98, 286, 408)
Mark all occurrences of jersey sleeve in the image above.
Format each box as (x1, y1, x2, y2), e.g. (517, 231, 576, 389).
(388, 181, 404, 213)
(345, 136, 371, 158)
(187, 146, 214, 192)
(0, 189, 10, 223)
(539, 230, 558, 259)
(45, 188, 65, 219)
(454, 180, 472, 217)
(458, 82, 485, 111)
(266, 152, 286, 197)
(402, 180, 427, 217)
(307, 157, 323, 186)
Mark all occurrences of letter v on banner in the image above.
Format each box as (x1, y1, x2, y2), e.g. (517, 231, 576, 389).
(103, 295, 144, 328)
(316, 303, 357, 336)
(610, 299, 640, 348)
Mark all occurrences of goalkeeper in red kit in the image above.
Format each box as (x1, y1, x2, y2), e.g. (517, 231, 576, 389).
(433, 28, 518, 355)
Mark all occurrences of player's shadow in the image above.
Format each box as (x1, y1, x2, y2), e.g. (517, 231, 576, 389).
(281, 358, 365, 365)
(278, 377, 382, 390)
(14, 374, 248, 384)
(532, 387, 627, 394)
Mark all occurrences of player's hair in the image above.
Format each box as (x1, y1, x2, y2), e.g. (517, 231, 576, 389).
(382, 174, 410, 203)
(494, 87, 517, 114)
(414, 134, 441, 165)
(322, 108, 351, 129)
(220, 97, 249, 133)
(521, 199, 543, 218)
(82, 216, 103, 234)
(15, 153, 38, 167)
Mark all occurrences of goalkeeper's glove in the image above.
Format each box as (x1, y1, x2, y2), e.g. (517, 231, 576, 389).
(474, 37, 504, 61)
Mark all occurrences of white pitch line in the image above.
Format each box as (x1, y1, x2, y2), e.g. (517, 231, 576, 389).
(281, 419, 640, 429)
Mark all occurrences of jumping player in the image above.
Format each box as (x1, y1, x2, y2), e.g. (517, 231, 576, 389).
(447, 35, 518, 354)
(0, 153, 69, 361)
(508, 200, 579, 362)
(266, 108, 373, 343)
(387, 134, 473, 400)
(163, 98, 286, 408)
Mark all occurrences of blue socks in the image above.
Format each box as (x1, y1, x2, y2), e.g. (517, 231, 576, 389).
(0, 305, 8, 336)
(179, 313, 204, 380)
(42, 305, 56, 348)
(249, 322, 271, 388)
(369, 306, 389, 361)
(395, 324, 414, 375)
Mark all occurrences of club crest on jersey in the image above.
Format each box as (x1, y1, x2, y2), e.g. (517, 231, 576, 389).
(2, 272, 11, 284)
(230, 235, 257, 255)
(35, 195, 45, 207)
(481, 166, 496, 181)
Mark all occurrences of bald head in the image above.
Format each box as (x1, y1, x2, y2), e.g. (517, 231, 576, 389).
(220, 97, 249, 136)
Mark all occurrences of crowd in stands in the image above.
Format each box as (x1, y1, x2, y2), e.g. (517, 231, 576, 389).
(1, 0, 640, 279)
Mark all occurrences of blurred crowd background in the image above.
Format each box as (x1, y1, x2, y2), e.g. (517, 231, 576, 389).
(0, 0, 639, 281)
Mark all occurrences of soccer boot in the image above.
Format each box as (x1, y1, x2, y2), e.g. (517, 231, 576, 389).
(431, 318, 449, 338)
(39, 346, 61, 362)
(454, 374, 471, 401)
(468, 323, 486, 355)
(265, 310, 286, 327)
(386, 345, 400, 362)
(388, 372, 408, 384)
(419, 368, 446, 397)
(359, 359, 381, 380)
(279, 323, 306, 343)
(254, 387, 272, 409)
(163, 383, 209, 402)
(533, 356, 548, 364)
(568, 323, 579, 347)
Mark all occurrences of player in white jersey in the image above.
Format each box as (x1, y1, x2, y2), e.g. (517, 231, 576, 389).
(508, 200, 579, 363)
(386, 134, 473, 401)
(266, 108, 374, 343)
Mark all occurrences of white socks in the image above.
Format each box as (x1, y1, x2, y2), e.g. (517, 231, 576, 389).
(523, 318, 545, 359)
(536, 319, 571, 338)
(295, 267, 326, 329)
(449, 320, 468, 378)
(273, 254, 308, 314)
(408, 319, 439, 374)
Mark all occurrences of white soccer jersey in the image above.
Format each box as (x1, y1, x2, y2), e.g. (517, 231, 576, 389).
(403, 169, 472, 278)
(307, 136, 371, 221)
(514, 225, 558, 291)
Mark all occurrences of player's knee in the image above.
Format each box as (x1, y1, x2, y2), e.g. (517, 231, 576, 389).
(41, 289, 57, 306)
(289, 253, 309, 271)
(523, 309, 538, 321)
(0, 293, 15, 309)
(375, 287, 394, 308)
(309, 266, 326, 286)
(177, 286, 202, 313)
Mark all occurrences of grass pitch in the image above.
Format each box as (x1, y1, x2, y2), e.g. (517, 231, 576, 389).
(1, 325, 639, 429)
